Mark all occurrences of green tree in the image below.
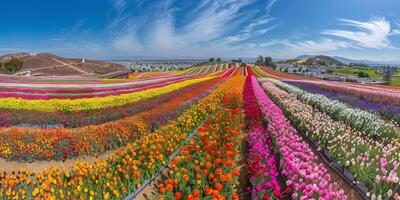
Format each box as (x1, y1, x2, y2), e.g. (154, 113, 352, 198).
(2, 58, 22, 73)
(357, 71, 370, 78)
(264, 56, 276, 68)
(256, 55, 264, 65)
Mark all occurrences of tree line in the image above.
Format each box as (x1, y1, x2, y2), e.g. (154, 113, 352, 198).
(255, 55, 276, 68)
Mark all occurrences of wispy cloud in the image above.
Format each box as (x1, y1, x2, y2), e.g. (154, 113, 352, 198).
(392, 22, 400, 35)
(285, 38, 350, 53)
(243, 17, 274, 33)
(322, 18, 392, 49)
(0, 48, 30, 53)
(41, 41, 110, 59)
(71, 19, 88, 32)
(110, 0, 277, 56)
(113, 0, 126, 11)
(266, 0, 277, 13)
(259, 39, 290, 47)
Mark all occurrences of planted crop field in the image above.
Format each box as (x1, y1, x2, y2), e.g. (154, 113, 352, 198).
(0, 65, 399, 200)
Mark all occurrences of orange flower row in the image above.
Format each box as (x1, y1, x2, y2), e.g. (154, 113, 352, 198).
(158, 77, 245, 200)
(0, 77, 226, 161)
(0, 75, 242, 200)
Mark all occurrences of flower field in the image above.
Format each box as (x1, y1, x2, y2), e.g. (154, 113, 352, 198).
(0, 65, 399, 200)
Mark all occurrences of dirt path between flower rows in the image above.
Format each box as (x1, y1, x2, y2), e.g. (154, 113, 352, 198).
(131, 168, 169, 200)
(132, 134, 251, 200)
(0, 147, 123, 174)
(297, 133, 364, 200)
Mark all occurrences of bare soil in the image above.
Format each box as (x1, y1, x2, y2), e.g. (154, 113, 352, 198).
(0, 148, 121, 174)
(0, 52, 127, 76)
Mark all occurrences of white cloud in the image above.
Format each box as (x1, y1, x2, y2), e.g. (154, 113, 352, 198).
(0, 48, 29, 53)
(255, 25, 278, 35)
(392, 22, 400, 35)
(112, 31, 143, 54)
(113, 0, 127, 12)
(259, 39, 290, 47)
(71, 19, 88, 32)
(110, 0, 278, 56)
(243, 17, 274, 33)
(322, 18, 392, 49)
(178, 0, 255, 44)
(266, 0, 277, 13)
(285, 38, 350, 53)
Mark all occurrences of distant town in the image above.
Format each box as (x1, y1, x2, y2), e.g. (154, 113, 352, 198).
(111, 60, 205, 72)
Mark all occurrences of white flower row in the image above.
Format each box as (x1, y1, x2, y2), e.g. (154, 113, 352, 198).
(271, 80, 397, 139)
(260, 80, 399, 198)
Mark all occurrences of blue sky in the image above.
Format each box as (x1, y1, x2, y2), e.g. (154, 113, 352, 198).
(1, 0, 400, 60)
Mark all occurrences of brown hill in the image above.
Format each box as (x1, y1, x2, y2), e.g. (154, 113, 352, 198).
(0, 53, 128, 76)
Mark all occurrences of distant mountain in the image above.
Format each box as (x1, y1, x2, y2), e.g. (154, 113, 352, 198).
(333, 56, 400, 66)
(295, 55, 316, 60)
(332, 56, 358, 65)
(0, 52, 128, 76)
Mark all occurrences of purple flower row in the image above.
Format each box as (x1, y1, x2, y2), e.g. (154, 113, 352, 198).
(285, 81, 400, 123)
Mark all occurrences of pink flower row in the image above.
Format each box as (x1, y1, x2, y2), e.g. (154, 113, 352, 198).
(0, 69, 237, 100)
(251, 76, 347, 200)
(260, 80, 399, 198)
(243, 74, 283, 199)
(0, 75, 205, 100)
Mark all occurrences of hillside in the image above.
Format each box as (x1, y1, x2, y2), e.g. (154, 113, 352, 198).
(280, 55, 344, 66)
(0, 53, 128, 76)
(302, 55, 343, 66)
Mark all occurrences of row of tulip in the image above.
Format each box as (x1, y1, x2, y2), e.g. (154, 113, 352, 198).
(260, 80, 400, 199)
(243, 75, 283, 200)
(158, 77, 245, 200)
(0, 77, 225, 161)
(0, 75, 203, 100)
(271, 80, 398, 139)
(182, 64, 231, 75)
(0, 75, 243, 200)
(252, 76, 348, 199)
(0, 76, 215, 112)
(301, 80, 400, 106)
(0, 77, 223, 128)
(285, 80, 400, 124)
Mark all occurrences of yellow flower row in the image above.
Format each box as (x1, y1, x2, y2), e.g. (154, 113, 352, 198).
(0, 76, 214, 112)
(0, 76, 245, 200)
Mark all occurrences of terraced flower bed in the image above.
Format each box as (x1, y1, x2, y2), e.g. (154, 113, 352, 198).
(1, 66, 399, 200)
(259, 78, 399, 198)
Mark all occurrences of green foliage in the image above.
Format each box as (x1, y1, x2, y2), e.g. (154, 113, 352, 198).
(357, 71, 370, 78)
(231, 58, 242, 63)
(255, 55, 276, 68)
(0, 58, 22, 73)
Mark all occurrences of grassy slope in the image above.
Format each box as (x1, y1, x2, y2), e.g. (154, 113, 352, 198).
(332, 67, 400, 86)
